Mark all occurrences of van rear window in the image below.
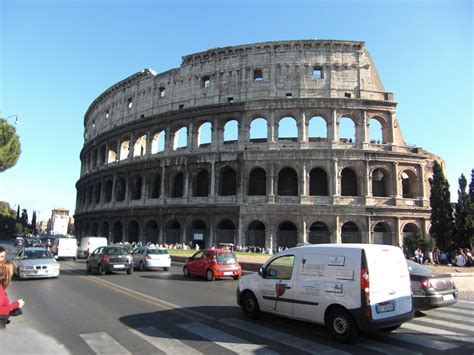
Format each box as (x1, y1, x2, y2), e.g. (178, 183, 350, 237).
(216, 252, 237, 264)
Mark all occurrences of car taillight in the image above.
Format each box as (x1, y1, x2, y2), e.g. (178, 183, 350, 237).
(420, 278, 433, 288)
(102, 255, 110, 263)
(361, 268, 370, 296)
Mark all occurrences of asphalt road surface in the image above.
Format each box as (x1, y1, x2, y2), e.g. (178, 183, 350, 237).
(1, 244, 473, 355)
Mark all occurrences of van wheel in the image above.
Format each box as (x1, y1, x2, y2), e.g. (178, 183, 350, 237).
(381, 324, 401, 332)
(241, 292, 260, 319)
(206, 269, 215, 281)
(163, 267, 169, 271)
(97, 264, 105, 276)
(183, 267, 190, 278)
(327, 308, 358, 343)
(139, 262, 145, 271)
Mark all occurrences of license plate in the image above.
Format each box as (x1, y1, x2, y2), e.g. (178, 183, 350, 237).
(223, 271, 233, 275)
(113, 264, 125, 269)
(376, 301, 395, 313)
(443, 294, 454, 301)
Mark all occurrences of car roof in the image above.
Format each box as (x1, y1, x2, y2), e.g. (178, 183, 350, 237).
(23, 247, 49, 251)
(203, 248, 233, 253)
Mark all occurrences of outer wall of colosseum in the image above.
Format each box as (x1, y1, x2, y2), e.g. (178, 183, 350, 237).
(74, 40, 442, 251)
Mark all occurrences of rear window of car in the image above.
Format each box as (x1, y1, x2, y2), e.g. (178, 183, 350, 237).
(147, 249, 168, 255)
(407, 260, 431, 273)
(216, 252, 237, 264)
(106, 247, 128, 255)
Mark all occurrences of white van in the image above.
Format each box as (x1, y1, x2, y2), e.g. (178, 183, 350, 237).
(237, 244, 413, 343)
(51, 237, 78, 260)
(78, 237, 108, 259)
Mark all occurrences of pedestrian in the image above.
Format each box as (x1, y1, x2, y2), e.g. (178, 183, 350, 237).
(454, 249, 466, 267)
(0, 246, 6, 263)
(0, 261, 25, 328)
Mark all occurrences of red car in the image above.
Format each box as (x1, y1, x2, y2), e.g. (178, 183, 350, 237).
(183, 249, 242, 281)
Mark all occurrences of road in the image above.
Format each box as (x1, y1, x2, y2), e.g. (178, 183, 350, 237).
(1, 244, 473, 354)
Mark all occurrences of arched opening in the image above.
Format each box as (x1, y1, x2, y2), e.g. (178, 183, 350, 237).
(246, 220, 265, 247)
(190, 220, 207, 249)
(250, 118, 267, 142)
(119, 138, 130, 160)
(278, 168, 298, 196)
(150, 174, 161, 199)
(99, 145, 106, 165)
(94, 182, 102, 204)
(115, 177, 126, 202)
(151, 131, 165, 154)
(86, 186, 93, 205)
(198, 122, 212, 147)
(170, 172, 184, 198)
(216, 219, 236, 245)
(91, 149, 97, 168)
(341, 222, 361, 243)
(369, 118, 383, 143)
(403, 223, 419, 239)
(372, 168, 388, 197)
(128, 221, 139, 243)
(113, 221, 123, 243)
(278, 117, 298, 141)
(373, 222, 392, 245)
(92, 223, 99, 236)
(129, 175, 142, 200)
(248, 168, 266, 195)
(224, 120, 238, 143)
(401, 170, 418, 198)
(165, 220, 181, 244)
(84, 223, 90, 236)
(173, 127, 187, 150)
(133, 134, 147, 157)
(308, 116, 327, 142)
(219, 167, 237, 196)
(101, 222, 110, 240)
(309, 222, 330, 244)
(107, 145, 117, 164)
(144, 220, 159, 244)
(104, 180, 113, 202)
(309, 168, 328, 196)
(339, 117, 356, 143)
(341, 168, 358, 196)
(277, 221, 298, 249)
(193, 170, 209, 197)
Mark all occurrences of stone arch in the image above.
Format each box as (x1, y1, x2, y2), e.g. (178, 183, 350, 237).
(341, 168, 358, 196)
(219, 166, 237, 196)
(224, 120, 238, 142)
(113, 221, 123, 243)
(92, 222, 99, 236)
(165, 219, 181, 244)
(278, 167, 298, 196)
(115, 177, 126, 202)
(308, 116, 328, 141)
(151, 130, 165, 154)
(104, 180, 113, 202)
(193, 169, 209, 197)
(94, 182, 102, 204)
(84, 223, 90, 236)
(368, 114, 389, 144)
(128, 220, 140, 243)
(250, 118, 267, 141)
(86, 185, 93, 205)
(101, 222, 110, 240)
(144, 220, 159, 244)
(373, 222, 392, 245)
(133, 134, 147, 157)
(341, 222, 361, 243)
(372, 168, 389, 197)
(248, 167, 266, 195)
(309, 222, 330, 244)
(216, 219, 236, 245)
(190, 220, 207, 249)
(99, 145, 106, 165)
(246, 220, 266, 247)
(107, 142, 117, 164)
(120, 137, 130, 160)
(149, 174, 161, 199)
(338, 117, 356, 143)
(309, 167, 328, 196)
(198, 121, 212, 147)
(173, 127, 187, 150)
(402, 222, 420, 238)
(129, 174, 143, 200)
(277, 221, 298, 249)
(278, 116, 298, 140)
(170, 172, 184, 198)
(401, 169, 418, 198)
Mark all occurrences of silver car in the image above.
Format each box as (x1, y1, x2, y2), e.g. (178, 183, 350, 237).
(132, 246, 171, 271)
(13, 247, 60, 279)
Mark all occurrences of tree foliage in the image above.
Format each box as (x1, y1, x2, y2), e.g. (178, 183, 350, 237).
(429, 161, 455, 250)
(454, 174, 473, 249)
(0, 118, 21, 172)
(403, 234, 435, 258)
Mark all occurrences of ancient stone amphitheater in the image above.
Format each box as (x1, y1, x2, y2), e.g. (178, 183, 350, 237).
(75, 39, 442, 251)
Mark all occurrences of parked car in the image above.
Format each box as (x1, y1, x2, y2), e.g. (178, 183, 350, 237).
(183, 249, 241, 281)
(132, 246, 171, 271)
(407, 260, 458, 311)
(86, 246, 133, 275)
(13, 247, 60, 279)
(77, 237, 108, 259)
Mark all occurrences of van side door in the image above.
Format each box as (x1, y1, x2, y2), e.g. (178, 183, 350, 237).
(259, 255, 295, 316)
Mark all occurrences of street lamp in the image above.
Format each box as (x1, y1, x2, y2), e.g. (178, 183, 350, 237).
(5, 114, 20, 125)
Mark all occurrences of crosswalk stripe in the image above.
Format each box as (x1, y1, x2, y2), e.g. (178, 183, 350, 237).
(130, 327, 202, 355)
(412, 317, 474, 334)
(80, 332, 132, 354)
(383, 332, 458, 351)
(178, 322, 277, 355)
(221, 318, 349, 355)
(357, 339, 421, 355)
(401, 322, 474, 344)
(424, 310, 474, 324)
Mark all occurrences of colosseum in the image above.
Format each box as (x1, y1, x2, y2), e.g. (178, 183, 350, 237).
(75, 39, 442, 251)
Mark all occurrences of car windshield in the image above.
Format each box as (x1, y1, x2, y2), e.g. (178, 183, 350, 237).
(147, 249, 168, 255)
(216, 252, 237, 264)
(106, 248, 128, 255)
(23, 250, 53, 259)
(407, 260, 432, 273)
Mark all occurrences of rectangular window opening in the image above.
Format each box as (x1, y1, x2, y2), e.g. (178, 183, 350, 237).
(227, 97, 234, 103)
(312, 67, 323, 79)
(344, 92, 352, 98)
(286, 93, 293, 98)
(179, 104, 184, 110)
(127, 98, 133, 109)
(254, 69, 263, 81)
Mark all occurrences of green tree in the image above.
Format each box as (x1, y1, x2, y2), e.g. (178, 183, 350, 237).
(16, 204, 20, 222)
(403, 234, 435, 259)
(0, 201, 17, 239)
(429, 161, 455, 250)
(469, 169, 474, 204)
(454, 174, 473, 249)
(0, 117, 21, 172)
(20, 208, 29, 228)
(31, 210, 37, 235)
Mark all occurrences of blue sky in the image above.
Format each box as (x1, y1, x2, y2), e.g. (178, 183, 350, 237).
(0, 0, 472, 222)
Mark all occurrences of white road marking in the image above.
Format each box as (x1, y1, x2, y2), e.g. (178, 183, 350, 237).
(130, 327, 202, 355)
(357, 338, 422, 355)
(80, 332, 131, 354)
(401, 322, 474, 344)
(384, 332, 458, 351)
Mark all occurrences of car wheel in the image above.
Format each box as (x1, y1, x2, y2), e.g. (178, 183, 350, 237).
(183, 266, 190, 277)
(139, 261, 145, 271)
(86, 262, 91, 273)
(327, 308, 358, 343)
(97, 264, 105, 276)
(127, 268, 132, 275)
(241, 292, 260, 319)
(233, 275, 240, 280)
(206, 269, 215, 281)
(163, 267, 169, 272)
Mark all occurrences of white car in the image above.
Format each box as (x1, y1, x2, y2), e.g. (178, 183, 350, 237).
(13, 247, 60, 279)
(132, 246, 171, 271)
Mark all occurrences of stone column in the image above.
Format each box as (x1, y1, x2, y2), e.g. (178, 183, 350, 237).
(329, 109, 339, 143)
(268, 111, 276, 143)
(165, 126, 173, 151)
(301, 220, 307, 244)
(188, 122, 195, 151)
(395, 218, 402, 247)
(267, 164, 275, 203)
(212, 118, 219, 150)
(129, 133, 135, 160)
(160, 163, 166, 200)
(184, 168, 189, 200)
(210, 160, 216, 202)
(364, 160, 371, 197)
(146, 129, 152, 156)
(332, 159, 339, 197)
(300, 163, 307, 197)
(334, 215, 341, 244)
(358, 110, 369, 145)
(392, 162, 400, 198)
(299, 111, 307, 143)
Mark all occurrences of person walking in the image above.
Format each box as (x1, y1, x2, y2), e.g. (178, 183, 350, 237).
(0, 261, 25, 328)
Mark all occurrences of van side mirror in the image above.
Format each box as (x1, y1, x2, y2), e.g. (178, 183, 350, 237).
(258, 266, 265, 277)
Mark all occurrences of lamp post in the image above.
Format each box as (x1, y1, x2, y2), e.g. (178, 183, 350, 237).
(5, 114, 20, 125)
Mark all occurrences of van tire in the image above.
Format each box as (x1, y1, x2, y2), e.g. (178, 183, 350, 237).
(241, 292, 260, 319)
(163, 267, 169, 271)
(206, 269, 215, 281)
(327, 308, 358, 343)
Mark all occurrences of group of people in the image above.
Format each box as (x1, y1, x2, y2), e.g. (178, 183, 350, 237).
(412, 246, 473, 267)
(0, 246, 25, 329)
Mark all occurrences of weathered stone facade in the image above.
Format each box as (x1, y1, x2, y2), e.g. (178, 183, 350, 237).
(75, 40, 442, 251)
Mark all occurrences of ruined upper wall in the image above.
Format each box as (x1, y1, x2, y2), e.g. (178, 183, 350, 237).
(84, 40, 392, 141)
